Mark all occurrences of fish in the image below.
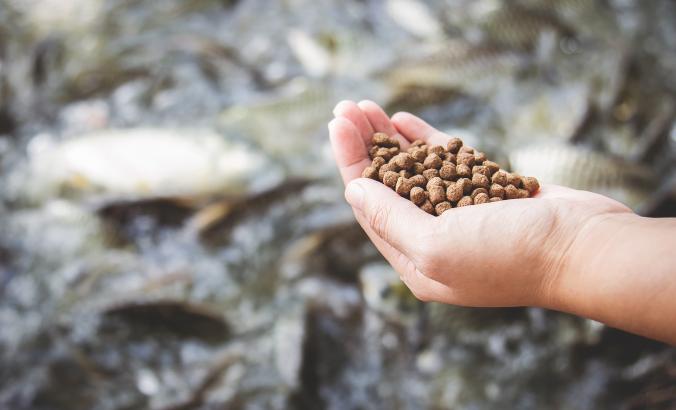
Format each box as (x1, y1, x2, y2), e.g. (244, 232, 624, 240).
(509, 143, 656, 209)
(102, 298, 230, 342)
(383, 40, 528, 97)
(478, 4, 577, 51)
(14, 128, 273, 204)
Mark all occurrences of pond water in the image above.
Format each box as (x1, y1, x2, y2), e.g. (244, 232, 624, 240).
(0, 0, 674, 409)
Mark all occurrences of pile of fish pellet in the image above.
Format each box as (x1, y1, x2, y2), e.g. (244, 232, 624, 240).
(362, 133, 540, 216)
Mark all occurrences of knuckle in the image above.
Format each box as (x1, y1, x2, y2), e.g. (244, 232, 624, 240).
(399, 258, 432, 302)
(368, 204, 392, 241)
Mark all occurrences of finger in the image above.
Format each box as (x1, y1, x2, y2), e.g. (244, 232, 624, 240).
(535, 184, 579, 198)
(333, 100, 374, 146)
(328, 118, 371, 185)
(344, 178, 433, 256)
(391, 111, 451, 147)
(353, 209, 450, 303)
(357, 100, 410, 149)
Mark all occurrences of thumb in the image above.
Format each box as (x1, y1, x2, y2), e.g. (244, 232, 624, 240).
(345, 178, 432, 255)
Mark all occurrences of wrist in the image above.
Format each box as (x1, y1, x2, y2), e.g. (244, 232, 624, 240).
(536, 210, 637, 311)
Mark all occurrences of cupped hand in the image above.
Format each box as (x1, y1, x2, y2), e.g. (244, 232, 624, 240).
(328, 100, 632, 308)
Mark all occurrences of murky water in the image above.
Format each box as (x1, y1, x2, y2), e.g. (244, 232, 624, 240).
(0, 1, 674, 409)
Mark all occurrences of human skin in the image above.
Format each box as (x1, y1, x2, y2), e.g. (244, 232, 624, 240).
(328, 100, 676, 345)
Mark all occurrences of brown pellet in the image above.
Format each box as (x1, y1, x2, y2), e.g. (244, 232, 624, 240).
(507, 173, 522, 188)
(517, 188, 530, 199)
(383, 171, 399, 188)
(374, 147, 393, 161)
(489, 183, 505, 199)
(471, 188, 488, 200)
(410, 147, 427, 162)
(521, 176, 540, 194)
(491, 170, 508, 186)
(372, 156, 386, 169)
(440, 164, 457, 180)
(474, 192, 489, 204)
(474, 152, 487, 164)
(423, 153, 443, 169)
(457, 178, 473, 194)
(447, 137, 463, 154)
(410, 186, 427, 205)
(409, 174, 427, 187)
(457, 152, 475, 167)
(395, 177, 414, 197)
(393, 153, 414, 169)
(446, 183, 463, 202)
(435, 201, 452, 216)
(426, 176, 444, 191)
(412, 162, 425, 174)
(489, 196, 502, 202)
(373, 132, 399, 148)
(422, 168, 439, 181)
(429, 185, 446, 205)
(456, 163, 472, 178)
(504, 184, 519, 199)
(472, 165, 491, 178)
(379, 163, 397, 180)
(428, 145, 445, 156)
(362, 166, 378, 180)
(483, 160, 500, 174)
(472, 173, 490, 190)
(458, 145, 474, 154)
(420, 199, 434, 214)
(400, 169, 413, 178)
(457, 196, 473, 207)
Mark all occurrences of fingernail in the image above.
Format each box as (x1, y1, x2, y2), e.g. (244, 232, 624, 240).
(345, 181, 365, 210)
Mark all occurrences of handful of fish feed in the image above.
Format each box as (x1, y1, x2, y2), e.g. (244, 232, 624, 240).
(362, 133, 540, 216)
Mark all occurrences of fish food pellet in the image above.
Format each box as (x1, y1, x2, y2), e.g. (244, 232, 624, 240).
(410, 174, 427, 188)
(446, 183, 463, 202)
(393, 153, 414, 169)
(423, 153, 443, 169)
(428, 185, 446, 205)
(457, 152, 475, 167)
(410, 186, 427, 205)
(471, 188, 488, 200)
(457, 178, 473, 194)
(474, 192, 489, 204)
(395, 177, 414, 197)
(456, 163, 472, 178)
(447, 138, 462, 154)
(422, 168, 439, 181)
(489, 183, 505, 199)
(457, 196, 473, 207)
(521, 176, 540, 194)
(362, 166, 378, 180)
(383, 171, 399, 188)
(366, 133, 539, 216)
(491, 171, 508, 186)
(373, 132, 399, 148)
(435, 201, 452, 215)
(420, 199, 434, 214)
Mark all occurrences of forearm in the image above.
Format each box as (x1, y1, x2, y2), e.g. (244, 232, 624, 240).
(547, 213, 676, 344)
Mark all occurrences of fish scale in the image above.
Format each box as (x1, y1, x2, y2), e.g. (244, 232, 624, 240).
(509, 143, 656, 209)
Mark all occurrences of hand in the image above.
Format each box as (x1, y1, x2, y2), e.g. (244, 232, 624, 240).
(328, 100, 632, 308)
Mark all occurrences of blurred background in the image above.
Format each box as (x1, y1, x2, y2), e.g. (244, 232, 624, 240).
(0, 0, 675, 409)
